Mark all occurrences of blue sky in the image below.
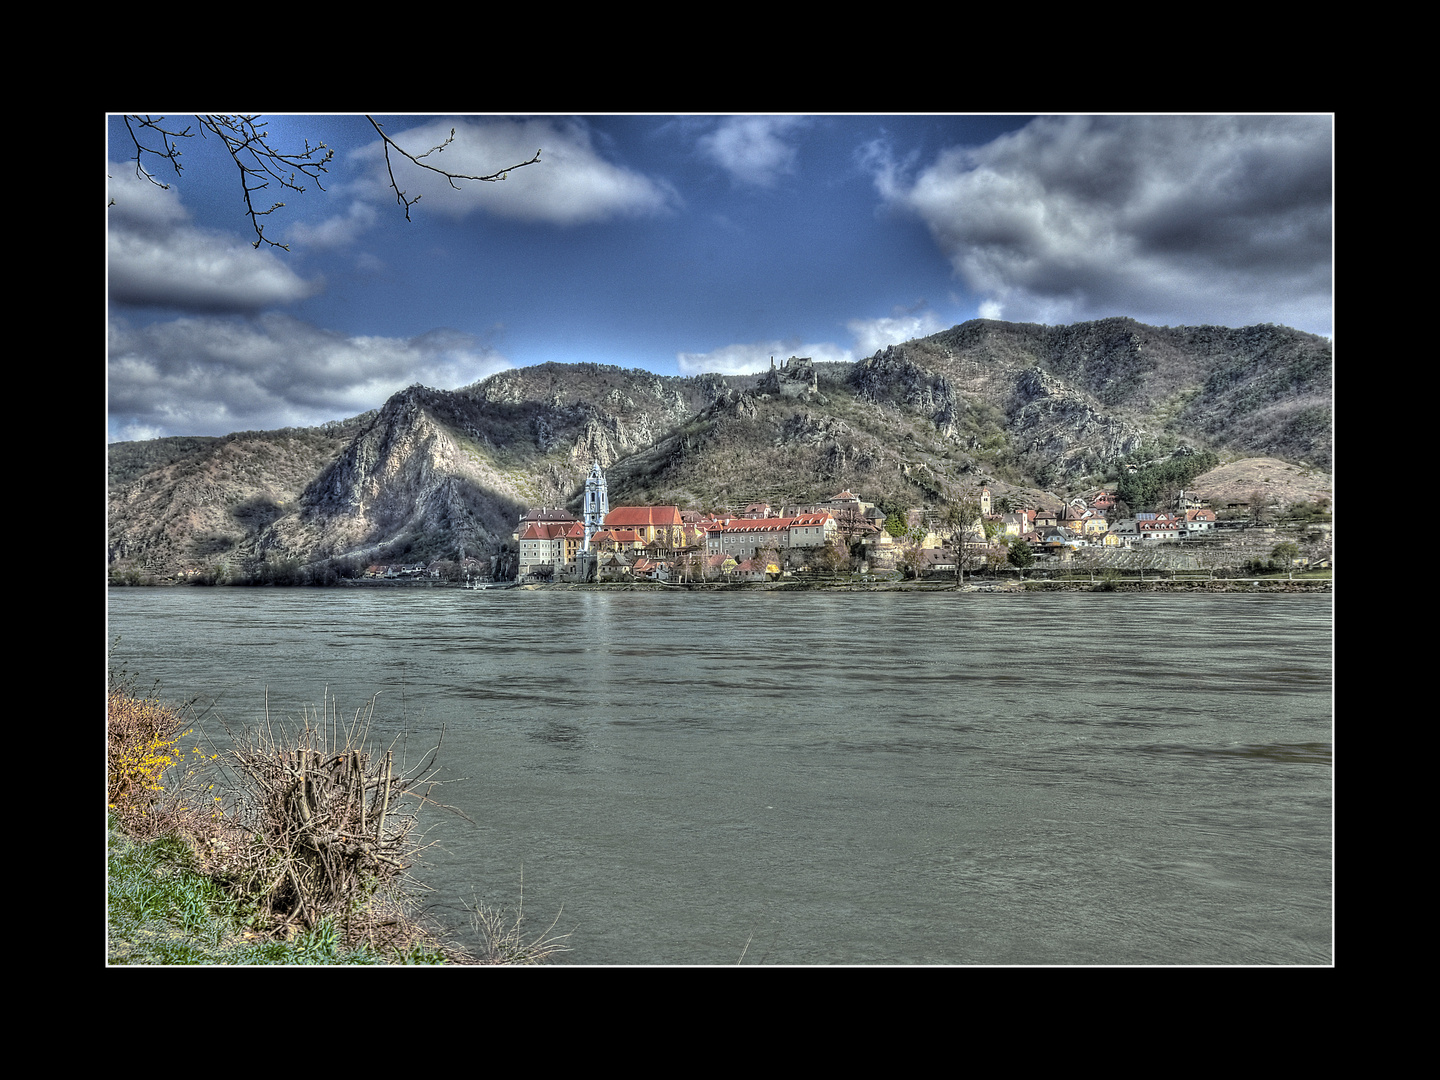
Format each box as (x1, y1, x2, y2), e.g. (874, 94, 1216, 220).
(107, 114, 1333, 441)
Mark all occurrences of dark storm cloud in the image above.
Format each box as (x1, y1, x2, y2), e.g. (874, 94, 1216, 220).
(872, 115, 1332, 333)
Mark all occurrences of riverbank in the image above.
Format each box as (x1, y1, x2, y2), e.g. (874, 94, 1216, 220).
(515, 577, 1332, 593)
(114, 575, 1332, 594)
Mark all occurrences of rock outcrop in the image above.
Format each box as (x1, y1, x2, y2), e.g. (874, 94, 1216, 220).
(1010, 367, 1145, 477)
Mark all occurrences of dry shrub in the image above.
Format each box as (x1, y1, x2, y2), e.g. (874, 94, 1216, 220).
(107, 671, 550, 961)
(211, 694, 463, 951)
(465, 891, 572, 965)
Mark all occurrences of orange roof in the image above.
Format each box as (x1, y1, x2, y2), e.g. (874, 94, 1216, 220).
(605, 506, 683, 527)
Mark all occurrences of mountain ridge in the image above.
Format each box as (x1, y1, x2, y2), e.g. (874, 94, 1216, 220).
(107, 317, 1332, 580)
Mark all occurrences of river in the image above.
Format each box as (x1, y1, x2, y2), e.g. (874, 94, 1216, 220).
(106, 587, 1333, 965)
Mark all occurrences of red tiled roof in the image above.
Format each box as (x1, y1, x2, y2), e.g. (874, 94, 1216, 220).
(605, 506, 683, 527)
(712, 512, 832, 533)
(521, 521, 584, 541)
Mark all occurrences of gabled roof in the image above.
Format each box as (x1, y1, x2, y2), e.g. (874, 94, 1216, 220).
(520, 520, 584, 541)
(519, 507, 578, 523)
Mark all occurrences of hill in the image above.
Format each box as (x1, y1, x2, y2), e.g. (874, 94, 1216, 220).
(106, 317, 1333, 581)
(1186, 457, 1333, 510)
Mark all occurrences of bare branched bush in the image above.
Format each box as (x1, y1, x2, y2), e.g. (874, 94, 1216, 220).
(108, 659, 569, 962)
(211, 694, 466, 951)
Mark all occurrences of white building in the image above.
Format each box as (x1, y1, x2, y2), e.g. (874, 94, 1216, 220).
(705, 512, 836, 557)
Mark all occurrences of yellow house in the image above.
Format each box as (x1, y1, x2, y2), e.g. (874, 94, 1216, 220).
(603, 506, 685, 547)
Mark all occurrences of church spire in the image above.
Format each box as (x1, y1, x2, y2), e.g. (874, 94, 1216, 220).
(582, 461, 609, 552)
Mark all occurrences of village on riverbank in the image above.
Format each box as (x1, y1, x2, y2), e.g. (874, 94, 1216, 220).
(355, 461, 1331, 591)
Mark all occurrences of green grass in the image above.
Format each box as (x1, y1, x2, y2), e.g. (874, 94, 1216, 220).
(106, 817, 445, 966)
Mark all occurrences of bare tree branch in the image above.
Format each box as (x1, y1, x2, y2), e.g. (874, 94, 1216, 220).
(201, 114, 334, 250)
(122, 114, 192, 189)
(119, 114, 334, 250)
(365, 115, 541, 221)
(116, 114, 541, 248)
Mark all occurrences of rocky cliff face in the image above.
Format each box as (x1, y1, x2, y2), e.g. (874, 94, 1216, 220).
(261, 365, 719, 568)
(261, 384, 522, 563)
(1009, 366, 1146, 478)
(850, 347, 961, 439)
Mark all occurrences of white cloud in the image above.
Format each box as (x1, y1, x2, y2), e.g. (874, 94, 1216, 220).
(677, 339, 852, 377)
(107, 163, 322, 313)
(698, 116, 807, 188)
(109, 421, 168, 444)
(870, 115, 1333, 334)
(676, 309, 943, 377)
(106, 162, 189, 228)
(351, 117, 679, 225)
(284, 200, 378, 249)
(107, 314, 513, 439)
(846, 310, 947, 357)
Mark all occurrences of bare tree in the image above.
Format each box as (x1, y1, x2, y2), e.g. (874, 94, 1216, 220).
(944, 498, 980, 584)
(116, 114, 541, 250)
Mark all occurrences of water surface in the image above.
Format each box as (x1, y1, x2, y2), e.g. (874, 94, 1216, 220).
(107, 588, 1333, 965)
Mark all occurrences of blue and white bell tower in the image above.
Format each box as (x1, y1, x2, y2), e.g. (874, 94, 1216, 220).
(582, 461, 609, 552)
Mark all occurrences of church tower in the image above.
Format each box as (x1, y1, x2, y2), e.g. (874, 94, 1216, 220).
(582, 461, 609, 552)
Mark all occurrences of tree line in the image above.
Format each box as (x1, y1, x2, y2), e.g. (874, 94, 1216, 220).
(1115, 449, 1219, 512)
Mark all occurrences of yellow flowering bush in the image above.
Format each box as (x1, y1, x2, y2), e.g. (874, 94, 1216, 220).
(107, 690, 193, 829)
